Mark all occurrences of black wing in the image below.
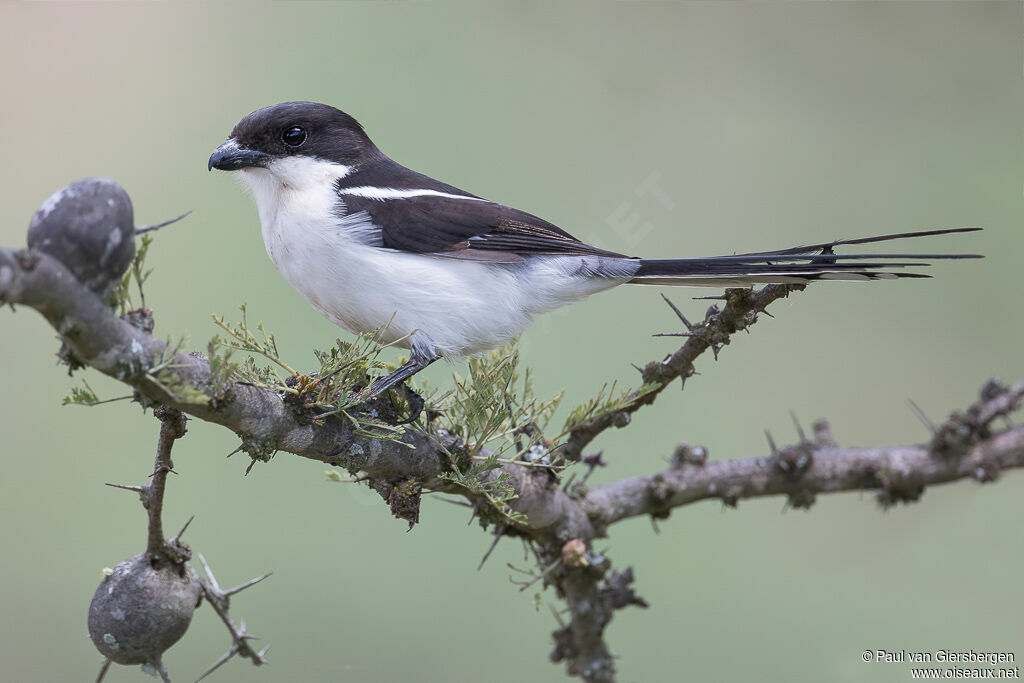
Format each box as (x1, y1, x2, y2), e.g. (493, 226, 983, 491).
(335, 158, 626, 260)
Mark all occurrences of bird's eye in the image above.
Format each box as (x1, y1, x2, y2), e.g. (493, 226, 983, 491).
(282, 126, 307, 147)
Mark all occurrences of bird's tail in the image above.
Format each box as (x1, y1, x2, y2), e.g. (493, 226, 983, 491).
(628, 227, 983, 287)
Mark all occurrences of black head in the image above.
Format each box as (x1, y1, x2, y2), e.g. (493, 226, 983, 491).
(208, 102, 379, 171)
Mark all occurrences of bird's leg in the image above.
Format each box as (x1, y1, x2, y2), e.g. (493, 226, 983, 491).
(325, 354, 436, 456)
(352, 348, 438, 425)
(365, 355, 435, 399)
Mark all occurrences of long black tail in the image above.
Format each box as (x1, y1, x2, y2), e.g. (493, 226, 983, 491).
(629, 227, 983, 286)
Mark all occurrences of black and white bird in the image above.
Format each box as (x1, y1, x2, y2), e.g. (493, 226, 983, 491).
(208, 101, 980, 398)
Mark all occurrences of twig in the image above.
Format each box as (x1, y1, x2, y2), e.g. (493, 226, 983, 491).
(95, 659, 111, 683)
(514, 557, 560, 592)
(584, 391, 1024, 526)
(146, 406, 188, 554)
(135, 210, 192, 235)
(195, 553, 271, 680)
(562, 285, 802, 461)
(478, 527, 505, 570)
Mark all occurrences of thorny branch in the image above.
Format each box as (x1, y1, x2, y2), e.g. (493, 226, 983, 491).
(583, 383, 1024, 530)
(195, 554, 272, 681)
(105, 405, 189, 560)
(0, 184, 1013, 683)
(148, 407, 187, 555)
(560, 285, 804, 462)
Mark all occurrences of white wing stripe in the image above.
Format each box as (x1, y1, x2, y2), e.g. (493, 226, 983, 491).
(337, 186, 488, 202)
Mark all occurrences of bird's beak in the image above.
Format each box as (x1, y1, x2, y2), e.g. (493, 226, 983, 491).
(208, 139, 271, 171)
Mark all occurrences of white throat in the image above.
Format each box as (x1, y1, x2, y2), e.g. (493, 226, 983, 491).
(237, 156, 352, 232)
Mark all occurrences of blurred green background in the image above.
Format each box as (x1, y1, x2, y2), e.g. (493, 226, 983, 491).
(1, 2, 1021, 682)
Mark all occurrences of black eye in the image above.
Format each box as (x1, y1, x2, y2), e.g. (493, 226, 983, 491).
(282, 126, 307, 147)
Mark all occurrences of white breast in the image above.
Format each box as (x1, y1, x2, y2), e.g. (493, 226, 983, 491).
(236, 157, 631, 358)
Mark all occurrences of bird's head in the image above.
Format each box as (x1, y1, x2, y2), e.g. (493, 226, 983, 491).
(208, 101, 377, 180)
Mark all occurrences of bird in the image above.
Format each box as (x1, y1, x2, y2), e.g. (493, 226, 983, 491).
(208, 101, 981, 404)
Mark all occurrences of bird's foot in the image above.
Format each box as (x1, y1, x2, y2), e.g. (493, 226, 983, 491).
(321, 355, 436, 456)
(323, 383, 424, 458)
(345, 381, 424, 425)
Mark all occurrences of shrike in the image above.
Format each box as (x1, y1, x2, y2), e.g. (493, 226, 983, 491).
(209, 101, 979, 399)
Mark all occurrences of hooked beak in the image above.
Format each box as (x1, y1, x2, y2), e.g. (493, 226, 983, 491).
(208, 139, 271, 171)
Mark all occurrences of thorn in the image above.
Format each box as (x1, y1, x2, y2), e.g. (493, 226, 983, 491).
(197, 553, 222, 594)
(435, 495, 473, 508)
(257, 643, 271, 660)
(237, 625, 258, 643)
(760, 309, 775, 319)
(790, 411, 807, 442)
(96, 658, 112, 683)
(692, 294, 726, 301)
(518, 557, 562, 592)
(223, 572, 272, 597)
(135, 210, 191, 235)
(149, 464, 178, 479)
(711, 344, 721, 360)
(765, 430, 779, 456)
(195, 647, 235, 682)
(548, 602, 566, 628)
(105, 482, 145, 494)
(244, 459, 257, 476)
(303, 359, 357, 393)
(582, 450, 607, 468)
(660, 293, 695, 330)
(630, 362, 643, 374)
(478, 528, 505, 571)
(169, 516, 194, 544)
(652, 332, 697, 338)
(907, 399, 938, 433)
(226, 444, 244, 458)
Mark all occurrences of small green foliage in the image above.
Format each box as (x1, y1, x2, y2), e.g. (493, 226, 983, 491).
(438, 450, 528, 527)
(212, 304, 297, 379)
(139, 335, 211, 406)
(560, 381, 660, 436)
(63, 380, 100, 406)
(446, 350, 518, 452)
(111, 234, 154, 313)
(62, 379, 132, 407)
(437, 345, 562, 460)
(206, 307, 415, 443)
(307, 325, 408, 414)
(433, 345, 566, 528)
(428, 350, 658, 530)
(206, 339, 235, 402)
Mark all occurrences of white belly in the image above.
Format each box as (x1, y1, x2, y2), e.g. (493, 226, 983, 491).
(237, 163, 630, 358)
